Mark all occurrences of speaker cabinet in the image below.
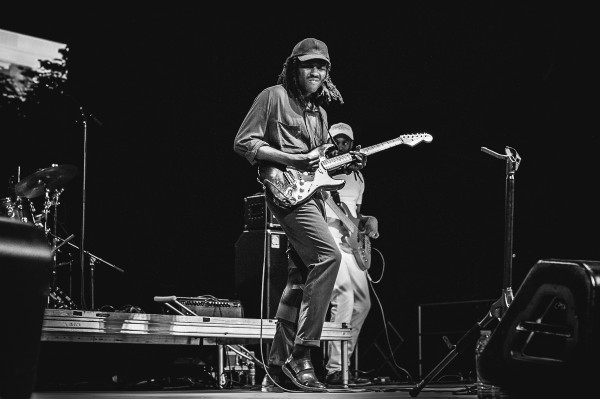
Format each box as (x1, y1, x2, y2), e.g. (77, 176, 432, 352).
(478, 258, 600, 397)
(243, 193, 281, 230)
(0, 218, 53, 399)
(234, 229, 288, 319)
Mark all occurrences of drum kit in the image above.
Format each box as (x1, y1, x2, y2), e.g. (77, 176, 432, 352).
(2, 164, 77, 230)
(1, 163, 79, 309)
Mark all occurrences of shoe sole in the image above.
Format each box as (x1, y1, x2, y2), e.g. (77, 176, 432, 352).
(327, 380, 372, 387)
(261, 386, 284, 393)
(349, 382, 372, 387)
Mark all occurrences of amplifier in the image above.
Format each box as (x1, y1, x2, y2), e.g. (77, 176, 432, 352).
(177, 296, 244, 318)
(243, 193, 281, 230)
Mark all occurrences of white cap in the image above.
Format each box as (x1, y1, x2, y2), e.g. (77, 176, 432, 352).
(329, 122, 354, 140)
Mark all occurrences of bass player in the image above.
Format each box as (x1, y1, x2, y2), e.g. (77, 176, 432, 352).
(323, 122, 379, 387)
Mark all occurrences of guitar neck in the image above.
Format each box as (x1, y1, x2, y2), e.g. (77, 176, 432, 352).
(321, 136, 409, 171)
(325, 196, 356, 234)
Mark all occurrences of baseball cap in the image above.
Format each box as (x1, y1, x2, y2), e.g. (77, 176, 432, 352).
(330, 123, 354, 140)
(290, 38, 330, 64)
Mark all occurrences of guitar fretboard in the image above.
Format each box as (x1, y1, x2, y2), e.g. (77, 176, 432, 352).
(321, 133, 430, 171)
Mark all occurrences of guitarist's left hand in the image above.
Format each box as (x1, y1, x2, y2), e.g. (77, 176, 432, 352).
(347, 145, 367, 172)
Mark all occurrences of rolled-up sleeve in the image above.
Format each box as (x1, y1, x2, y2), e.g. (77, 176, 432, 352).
(234, 89, 271, 165)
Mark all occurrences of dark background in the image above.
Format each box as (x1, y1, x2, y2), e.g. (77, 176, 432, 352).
(1, 4, 597, 380)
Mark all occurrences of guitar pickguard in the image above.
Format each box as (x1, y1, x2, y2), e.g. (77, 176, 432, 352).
(260, 162, 345, 208)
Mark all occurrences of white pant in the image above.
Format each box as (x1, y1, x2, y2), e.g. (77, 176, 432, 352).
(326, 225, 371, 373)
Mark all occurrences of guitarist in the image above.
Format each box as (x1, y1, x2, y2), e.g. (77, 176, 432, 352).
(233, 38, 367, 392)
(324, 122, 379, 387)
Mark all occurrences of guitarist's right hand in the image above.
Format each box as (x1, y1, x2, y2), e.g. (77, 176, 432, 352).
(257, 146, 320, 171)
(290, 147, 321, 171)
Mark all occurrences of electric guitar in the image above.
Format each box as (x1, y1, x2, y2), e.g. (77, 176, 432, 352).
(258, 132, 432, 208)
(325, 194, 371, 271)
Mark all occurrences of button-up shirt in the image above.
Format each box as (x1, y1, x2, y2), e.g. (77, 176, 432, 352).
(234, 84, 330, 165)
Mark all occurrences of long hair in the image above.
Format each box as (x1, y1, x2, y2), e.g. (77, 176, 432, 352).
(277, 56, 344, 107)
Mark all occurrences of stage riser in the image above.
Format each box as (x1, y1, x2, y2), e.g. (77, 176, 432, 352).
(42, 309, 350, 343)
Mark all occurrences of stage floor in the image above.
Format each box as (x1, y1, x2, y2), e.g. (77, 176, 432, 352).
(30, 382, 589, 398)
(32, 383, 477, 398)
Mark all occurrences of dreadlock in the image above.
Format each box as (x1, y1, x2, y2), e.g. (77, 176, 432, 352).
(277, 57, 344, 107)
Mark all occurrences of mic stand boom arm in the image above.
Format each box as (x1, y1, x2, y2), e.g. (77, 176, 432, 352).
(50, 233, 125, 310)
(410, 146, 521, 397)
(51, 233, 125, 273)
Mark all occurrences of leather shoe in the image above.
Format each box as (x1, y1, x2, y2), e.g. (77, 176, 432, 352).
(326, 370, 372, 387)
(261, 372, 281, 393)
(261, 367, 296, 392)
(282, 355, 326, 392)
(350, 376, 372, 387)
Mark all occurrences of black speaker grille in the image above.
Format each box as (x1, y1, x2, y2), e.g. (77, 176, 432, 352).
(234, 230, 288, 319)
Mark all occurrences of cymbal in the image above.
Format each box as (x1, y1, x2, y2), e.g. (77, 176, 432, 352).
(15, 164, 78, 199)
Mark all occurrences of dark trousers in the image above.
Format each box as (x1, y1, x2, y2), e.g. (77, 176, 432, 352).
(265, 194, 341, 365)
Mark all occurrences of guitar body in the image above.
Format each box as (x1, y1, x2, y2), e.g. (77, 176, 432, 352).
(258, 132, 433, 208)
(324, 196, 372, 271)
(258, 144, 346, 208)
(337, 202, 372, 271)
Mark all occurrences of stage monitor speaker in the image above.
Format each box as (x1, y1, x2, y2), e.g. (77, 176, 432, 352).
(478, 258, 600, 397)
(234, 229, 288, 319)
(0, 217, 53, 399)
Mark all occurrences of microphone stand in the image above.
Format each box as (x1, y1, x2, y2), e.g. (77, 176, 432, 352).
(79, 107, 103, 309)
(61, 91, 102, 310)
(409, 146, 521, 397)
(79, 105, 88, 309)
(50, 233, 125, 310)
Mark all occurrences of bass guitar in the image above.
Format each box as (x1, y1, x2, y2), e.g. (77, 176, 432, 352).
(325, 194, 371, 271)
(259, 132, 432, 208)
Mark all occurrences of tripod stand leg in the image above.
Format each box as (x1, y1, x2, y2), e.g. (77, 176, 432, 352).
(409, 311, 496, 397)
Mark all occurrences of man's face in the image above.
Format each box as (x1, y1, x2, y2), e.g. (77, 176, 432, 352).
(297, 59, 329, 96)
(334, 135, 352, 154)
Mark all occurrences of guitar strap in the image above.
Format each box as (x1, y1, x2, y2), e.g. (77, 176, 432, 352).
(327, 127, 336, 145)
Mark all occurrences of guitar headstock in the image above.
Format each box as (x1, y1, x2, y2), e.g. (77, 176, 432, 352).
(400, 132, 433, 146)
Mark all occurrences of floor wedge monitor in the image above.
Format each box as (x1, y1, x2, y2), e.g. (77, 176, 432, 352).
(477, 258, 600, 398)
